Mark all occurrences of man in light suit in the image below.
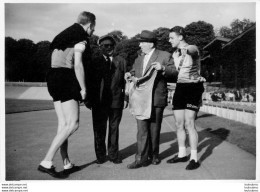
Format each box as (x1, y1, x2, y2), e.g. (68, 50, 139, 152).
(88, 35, 128, 164)
(125, 30, 178, 169)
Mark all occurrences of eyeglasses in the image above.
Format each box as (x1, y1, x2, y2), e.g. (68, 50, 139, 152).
(101, 44, 114, 48)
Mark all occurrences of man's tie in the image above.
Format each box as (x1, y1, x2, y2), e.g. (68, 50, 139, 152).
(142, 54, 149, 76)
(100, 55, 112, 101)
(106, 55, 111, 69)
(105, 55, 112, 85)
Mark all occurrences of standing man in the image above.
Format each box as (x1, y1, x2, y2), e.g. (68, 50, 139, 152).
(38, 11, 96, 178)
(88, 35, 128, 164)
(167, 26, 205, 170)
(234, 89, 242, 102)
(125, 30, 178, 169)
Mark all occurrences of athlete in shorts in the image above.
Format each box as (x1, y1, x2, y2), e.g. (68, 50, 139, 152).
(37, 11, 96, 178)
(166, 26, 205, 170)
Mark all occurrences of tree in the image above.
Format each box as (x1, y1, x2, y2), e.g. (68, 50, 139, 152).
(33, 41, 52, 82)
(230, 18, 254, 36)
(185, 21, 215, 53)
(89, 34, 101, 59)
(218, 26, 233, 38)
(89, 34, 99, 46)
(16, 39, 37, 81)
(107, 30, 128, 43)
(5, 37, 19, 81)
(153, 27, 173, 53)
(218, 18, 255, 39)
(114, 38, 140, 68)
(5, 37, 38, 81)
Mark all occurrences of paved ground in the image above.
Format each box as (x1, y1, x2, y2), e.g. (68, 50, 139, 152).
(5, 107, 256, 180)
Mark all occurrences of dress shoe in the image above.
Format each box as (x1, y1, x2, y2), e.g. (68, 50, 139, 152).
(152, 157, 161, 165)
(166, 156, 189, 164)
(186, 160, 200, 170)
(127, 160, 150, 169)
(38, 165, 68, 179)
(142, 159, 151, 167)
(109, 158, 122, 164)
(63, 164, 81, 175)
(96, 158, 106, 164)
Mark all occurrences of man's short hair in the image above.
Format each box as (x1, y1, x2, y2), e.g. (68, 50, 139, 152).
(77, 11, 96, 25)
(170, 26, 186, 40)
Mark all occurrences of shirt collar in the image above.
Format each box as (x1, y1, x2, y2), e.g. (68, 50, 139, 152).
(145, 48, 155, 57)
(78, 23, 85, 30)
(103, 54, 113, 61)
(177, 43, 189, 50)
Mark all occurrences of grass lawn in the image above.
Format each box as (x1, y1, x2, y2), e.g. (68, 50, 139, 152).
(5, 99, 54, 114)
(5, 99, 86, 114)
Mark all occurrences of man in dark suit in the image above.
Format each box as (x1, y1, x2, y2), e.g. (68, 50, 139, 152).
(88, 35, 128, 164)
(125, 30, 178, 169)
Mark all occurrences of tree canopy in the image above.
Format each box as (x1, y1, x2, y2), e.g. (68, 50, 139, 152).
(153, 27, 173, 53)
(217, 18, 255, 39)
(107, 30, 128, 42)
(185, 21, 215, 53)
(5, 18, 253, 82)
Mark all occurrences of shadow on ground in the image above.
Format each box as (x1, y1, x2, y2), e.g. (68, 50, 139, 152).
(198, 128, 230, 162)
(79, 160, 97, 170)
(197, 113, 215, 119)
(119, 131, 178, 161)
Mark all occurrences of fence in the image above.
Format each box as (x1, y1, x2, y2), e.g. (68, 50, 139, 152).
(200, 103, 255, 126)
(167, 83, 256, 126)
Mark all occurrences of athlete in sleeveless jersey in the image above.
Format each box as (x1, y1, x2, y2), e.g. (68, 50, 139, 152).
(167, 26, 205, 170)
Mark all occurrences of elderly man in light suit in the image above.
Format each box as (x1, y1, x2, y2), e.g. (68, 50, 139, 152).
(125, 30, 178, 169)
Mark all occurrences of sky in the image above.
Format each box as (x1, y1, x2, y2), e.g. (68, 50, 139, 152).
(4, 1, 256, 43)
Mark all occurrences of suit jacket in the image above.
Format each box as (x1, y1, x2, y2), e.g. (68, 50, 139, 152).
(89, 54, 127, 109)
(130, 49, 177, 107)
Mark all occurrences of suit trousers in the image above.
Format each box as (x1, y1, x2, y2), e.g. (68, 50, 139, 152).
(92, 106, 123, 160)
(135, 107, 164, 162)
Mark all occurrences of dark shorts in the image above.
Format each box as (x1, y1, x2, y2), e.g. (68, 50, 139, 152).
(172, 82, 204, 112)
(46, 68, 82, 103)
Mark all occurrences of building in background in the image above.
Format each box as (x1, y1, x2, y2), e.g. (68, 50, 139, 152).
(201, 36, 230, 83)
(201, 24, 256, 89)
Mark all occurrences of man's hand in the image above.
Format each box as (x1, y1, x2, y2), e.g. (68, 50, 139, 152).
(123, 101, 129, 109)
(80, 89, 87, 100)
(152, 62, 165, 71)
(193, 76, 206, 83)
(131, 76, 138, 85)
(124, 72, 132, 81)
(197, 76, 206, 82)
